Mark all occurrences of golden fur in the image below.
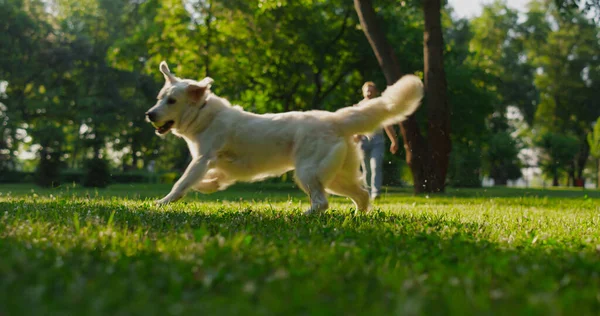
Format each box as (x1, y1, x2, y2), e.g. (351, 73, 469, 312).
(146, 61, 424, 214)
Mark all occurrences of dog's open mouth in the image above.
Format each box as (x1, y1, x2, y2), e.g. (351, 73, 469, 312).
(155, 120, 174, 134)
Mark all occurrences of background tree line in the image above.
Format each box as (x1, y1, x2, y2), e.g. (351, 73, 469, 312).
(1, 0, 599, 189)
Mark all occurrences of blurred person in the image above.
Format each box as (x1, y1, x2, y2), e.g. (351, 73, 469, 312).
(354, 81, 400, 199)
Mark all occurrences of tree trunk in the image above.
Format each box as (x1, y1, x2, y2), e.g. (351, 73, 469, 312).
(494, 175, 508, 186)
(423, 0, 452, 192)
(93, 141, 101, 160)
(399, 117, 430, 192)
(131, 143, 139, 170)
(354, 0, 447, 193)
(71, 140, 79, 169)
(567, 161, 575, 186)
(352, 0, 401, 83)
(553, 172, 559, 187)
(312, 70, 322, 109)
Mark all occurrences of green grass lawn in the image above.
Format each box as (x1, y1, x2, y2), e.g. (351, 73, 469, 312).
(1, 183, 600, 315)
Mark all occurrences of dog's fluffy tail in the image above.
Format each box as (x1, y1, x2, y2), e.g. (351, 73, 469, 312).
(331, 75, 424, 136)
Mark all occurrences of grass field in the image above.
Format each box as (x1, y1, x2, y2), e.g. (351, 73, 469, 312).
(1, 183, 600, 315)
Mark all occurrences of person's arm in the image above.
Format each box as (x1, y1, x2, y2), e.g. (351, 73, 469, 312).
(384, 125, 399, 154)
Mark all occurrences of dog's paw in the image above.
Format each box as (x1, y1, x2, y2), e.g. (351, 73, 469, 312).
(154, 198, 169, 206)
(303, 208, 321, 216)
(155, 196, 175, 206)
(155, 192, 184, 206)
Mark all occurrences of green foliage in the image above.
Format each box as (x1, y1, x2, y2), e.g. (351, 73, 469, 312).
(5, 169, 160, 185)
(466, 0, 600, 185)
(1, 0, 598, 188)
(382, 158, 406, 187)
(588, 118, 600, 159)
(458, 2, 537, 185)
(0, 171, 35, 183)
(159, 171, 179, 184)
(34, 152, 62, 188)
(527, 1, 600, 182)
(555, 0, 600, 21)
(110, 171, 155, 184)
(447, 140, 483, 187)
(83, 158, 111, 188)
(531, 11, 600, 136)
(1, 184, 600, 314)
(60, 169, 85, 184)
(588, 118, 600, 186)
(438, 14, 497, 187)
(468, 1, 539, 126)
(535, 131, 579, 184)
(485, 132, 523, 185)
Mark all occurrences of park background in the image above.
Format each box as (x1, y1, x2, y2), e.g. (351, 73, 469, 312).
(1, 0, 600, 192)
(3, 1, 600, 314)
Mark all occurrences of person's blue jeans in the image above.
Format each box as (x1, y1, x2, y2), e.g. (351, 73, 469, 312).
(359, 132, 384, 198)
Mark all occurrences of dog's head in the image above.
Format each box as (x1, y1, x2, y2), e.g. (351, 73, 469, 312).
(145, 61, 214, 135)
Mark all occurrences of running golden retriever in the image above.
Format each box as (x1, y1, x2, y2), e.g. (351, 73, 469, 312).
(146, 61, 423, 214)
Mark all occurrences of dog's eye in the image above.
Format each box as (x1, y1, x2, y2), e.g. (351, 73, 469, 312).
(167, 98, 176, 105)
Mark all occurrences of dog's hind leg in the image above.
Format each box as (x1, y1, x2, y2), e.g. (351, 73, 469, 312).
(294, 141, 347, 215)
(325, 140, 370, 212)
(326, 175, 370, 212)
(294, 170, 329, 215)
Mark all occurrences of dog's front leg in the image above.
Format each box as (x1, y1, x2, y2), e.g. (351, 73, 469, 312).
(156, 156, 212, 205)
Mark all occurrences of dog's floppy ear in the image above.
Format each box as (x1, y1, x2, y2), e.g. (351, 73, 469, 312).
(187, 83, 208, 104)
(186, 77, 214, 103)
(159, 61, 177, 84)
(186, 77, 213, 104)
(198, 77, 214, 88)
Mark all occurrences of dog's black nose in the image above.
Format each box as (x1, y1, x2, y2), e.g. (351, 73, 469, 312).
(145, 111, 157, 122)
